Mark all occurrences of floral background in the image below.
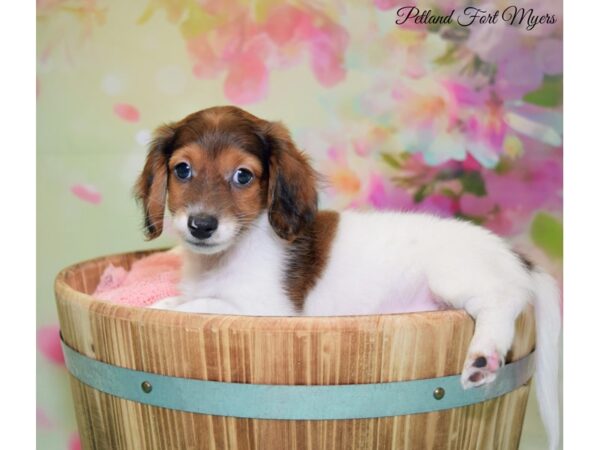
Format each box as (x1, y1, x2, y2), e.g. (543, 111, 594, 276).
(37, 0, 562, 449)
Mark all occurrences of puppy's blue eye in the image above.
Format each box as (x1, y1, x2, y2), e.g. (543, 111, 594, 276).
(232, 168, 253, 186)
(174, 162, 192, 180)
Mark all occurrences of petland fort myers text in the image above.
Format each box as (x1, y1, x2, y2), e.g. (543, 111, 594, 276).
(395, 6, 557, 31)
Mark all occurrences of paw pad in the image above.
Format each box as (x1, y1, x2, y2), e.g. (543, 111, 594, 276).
(461, 351, 504, 389)
(473, 356, 487, 368)
(468, 371, 484, 383)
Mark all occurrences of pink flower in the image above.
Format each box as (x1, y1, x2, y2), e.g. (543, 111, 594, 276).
(68, 433, 82, 450)
(391, 79, 503, 166)
(37, 325, 64, 366)
(464, 102, 508, 166)
(188, 37, 222, 79)
(37, 407, 54, 429)
(364, 174, 457, 217)
(264, 5, 313, 45)
(495, 54, 545, 99)
(416, 194, 457, 217)
(183, 4, 349, 103)
(113, 103, 139, 122)
(466, 21, 562, 99)
(462, 153, 482, 171)
(70, 184, 102, 204)
(327, 145, 346, 163)
(290, 17, 349, 87)
(309, 28, 347, 87)
(224, 53, 269, 104)
(373, 0, 402, 10)
(366, 174, 413, 210)
(460, 147, 562, 235)
(385, 79, 561, 167)
(485, 155, 561, 213)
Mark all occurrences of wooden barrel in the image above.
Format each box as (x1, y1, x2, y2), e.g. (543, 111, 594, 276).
(55, 250, 536, 450)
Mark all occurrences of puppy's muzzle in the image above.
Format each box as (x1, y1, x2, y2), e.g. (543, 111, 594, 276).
(188, 214, 219, 240)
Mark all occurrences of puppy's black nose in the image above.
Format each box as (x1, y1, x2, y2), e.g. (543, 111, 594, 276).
(188, 214, 219, 239)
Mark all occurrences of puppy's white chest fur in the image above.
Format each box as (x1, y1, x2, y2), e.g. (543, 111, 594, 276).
(177, 213, 295, 316)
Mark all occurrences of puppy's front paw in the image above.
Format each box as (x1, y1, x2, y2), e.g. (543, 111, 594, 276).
(461, 350, 504, 389)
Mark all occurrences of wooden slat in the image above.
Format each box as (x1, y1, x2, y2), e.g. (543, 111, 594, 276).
(55, 251, 536, 450)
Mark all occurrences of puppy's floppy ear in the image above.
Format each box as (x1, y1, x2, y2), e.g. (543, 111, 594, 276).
(264, 122, 318, 241)
(134, 124, 175, 239)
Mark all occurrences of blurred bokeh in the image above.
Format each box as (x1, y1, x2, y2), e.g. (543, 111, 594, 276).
(37, 1, 562, 448)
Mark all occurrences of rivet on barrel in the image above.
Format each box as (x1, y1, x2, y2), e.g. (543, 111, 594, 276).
(141, 381, 153, 393)
(433, 387, 445, 400)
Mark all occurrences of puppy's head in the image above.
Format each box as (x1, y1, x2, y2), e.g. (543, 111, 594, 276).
(135, 106, 318, 254)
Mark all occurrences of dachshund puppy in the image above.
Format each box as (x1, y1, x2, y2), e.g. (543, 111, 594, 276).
(136, 106, 561, 449)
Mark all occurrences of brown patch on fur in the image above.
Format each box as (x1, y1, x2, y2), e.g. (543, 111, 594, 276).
(284, 210, 340, 312)
(134, 125, 175, 239)
(216, 146, 264, 179)
(166, 144, 266, 227)
(265, 122, 318, 241)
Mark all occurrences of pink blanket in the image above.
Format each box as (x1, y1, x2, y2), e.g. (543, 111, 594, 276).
(93, 252, 181, 307)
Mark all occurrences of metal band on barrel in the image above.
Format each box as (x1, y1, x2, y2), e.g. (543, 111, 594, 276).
(61, 339, 535, 420)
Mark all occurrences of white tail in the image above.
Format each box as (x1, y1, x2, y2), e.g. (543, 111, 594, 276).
(532, 270, 562, 450)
